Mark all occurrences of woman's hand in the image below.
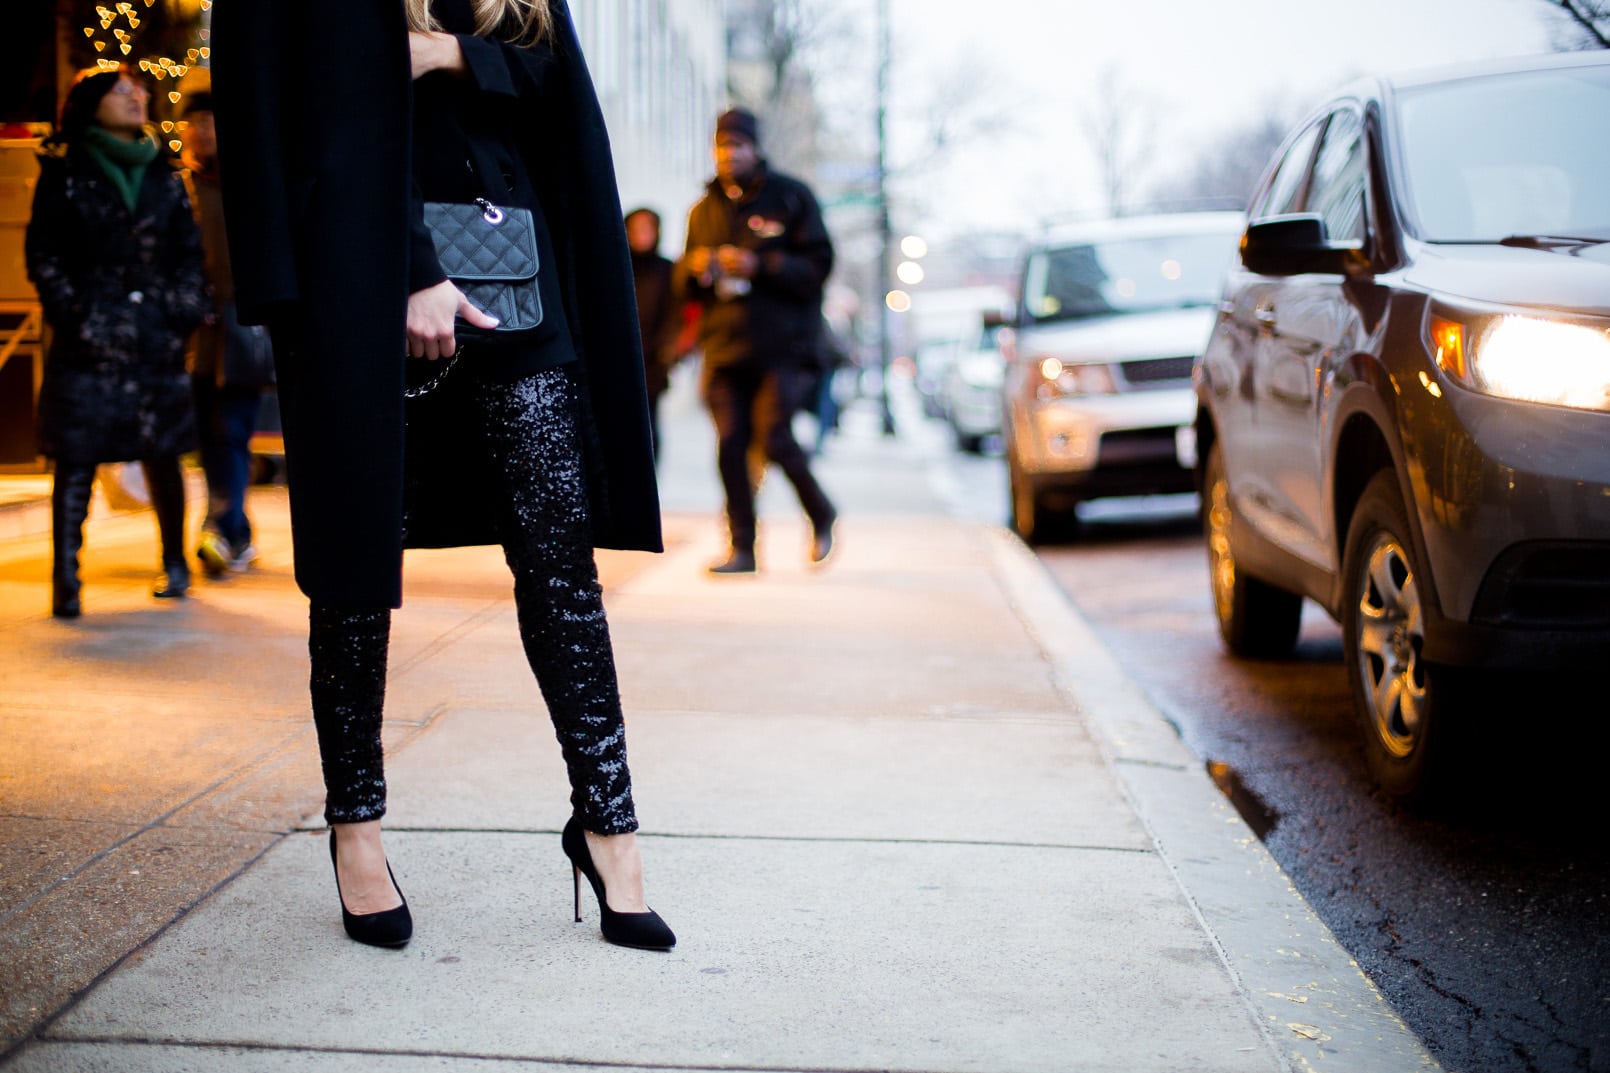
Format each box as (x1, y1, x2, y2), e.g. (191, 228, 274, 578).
(408, 31, 466, 79)
(407, 280, 499, 360)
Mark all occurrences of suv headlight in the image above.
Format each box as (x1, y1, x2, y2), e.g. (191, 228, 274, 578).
(1033, 357, 1117, 400)
(1432, 314, 1610, 412)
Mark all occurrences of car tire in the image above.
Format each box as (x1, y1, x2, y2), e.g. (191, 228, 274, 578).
(1203, 442, 1302, 658)
(1341, 470, 1468, 805)
(955, 426, 985, 454)
(1008, 456, 1066, 543)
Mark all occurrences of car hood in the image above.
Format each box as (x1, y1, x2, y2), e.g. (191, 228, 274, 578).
(1013, 306, 1217, 363)
(1404, 242, 1610, 317)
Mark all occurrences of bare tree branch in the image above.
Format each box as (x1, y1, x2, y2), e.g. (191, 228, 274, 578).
(1544, 0, 1610, 47)
(1081, 64, 1159, 216)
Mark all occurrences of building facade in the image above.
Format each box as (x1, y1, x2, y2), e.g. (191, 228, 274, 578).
(575, 0, 727, 249)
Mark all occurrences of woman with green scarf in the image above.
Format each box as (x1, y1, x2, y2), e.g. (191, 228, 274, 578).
(26, 66, 211, 618)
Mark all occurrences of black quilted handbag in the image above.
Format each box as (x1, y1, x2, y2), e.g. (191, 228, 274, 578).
(406, 197, 543, 398)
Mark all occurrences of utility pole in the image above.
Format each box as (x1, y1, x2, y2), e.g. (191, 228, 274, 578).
(874, 0, 896, 436)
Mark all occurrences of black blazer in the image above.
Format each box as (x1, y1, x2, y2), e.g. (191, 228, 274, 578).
(212, 0, 661, 608)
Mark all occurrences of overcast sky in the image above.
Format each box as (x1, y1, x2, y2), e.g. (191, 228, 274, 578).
(826, 0, 1573, 239)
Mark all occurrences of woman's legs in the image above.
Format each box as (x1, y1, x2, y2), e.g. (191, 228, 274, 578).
(142, 454, 190, 598)
(473, 369, 650, 909)
(50, 462, 96, 617)
(308, 604, 402, 914)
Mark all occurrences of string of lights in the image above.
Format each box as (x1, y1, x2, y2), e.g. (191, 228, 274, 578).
(80, 0, 212, 153)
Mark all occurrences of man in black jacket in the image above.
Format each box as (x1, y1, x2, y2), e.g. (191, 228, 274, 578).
(676, 108, 837, 575)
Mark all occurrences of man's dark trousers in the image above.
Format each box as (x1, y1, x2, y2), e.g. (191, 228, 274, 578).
(702, 361, 835, 554)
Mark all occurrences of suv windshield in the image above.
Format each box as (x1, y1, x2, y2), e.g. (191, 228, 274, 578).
(1021, 232, 1236, 323)
(1398, 64, 1610, 243)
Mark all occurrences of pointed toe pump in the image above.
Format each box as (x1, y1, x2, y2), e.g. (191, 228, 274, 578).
(561, 818, 676, 951)
(327, 828, 412, 948)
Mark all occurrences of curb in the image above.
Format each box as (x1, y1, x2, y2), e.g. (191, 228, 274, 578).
(983, 525, 1442, 1073)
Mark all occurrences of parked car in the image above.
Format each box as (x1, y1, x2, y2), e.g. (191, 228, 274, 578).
(939, 318, 1007, 453)
(1194, 50, 1610, 803)
(1001, 212, 1244, 541)
(912, 337, 958, 420)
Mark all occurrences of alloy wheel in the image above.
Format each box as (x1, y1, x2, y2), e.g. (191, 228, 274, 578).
(1353, 532, 1426, 759)
(1207, 467, 1237, 627)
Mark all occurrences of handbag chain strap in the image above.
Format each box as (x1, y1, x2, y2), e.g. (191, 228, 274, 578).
(403, 345, 465, 400)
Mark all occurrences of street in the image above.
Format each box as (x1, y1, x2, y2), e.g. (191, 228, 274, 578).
(921, 410, 1610, 1073)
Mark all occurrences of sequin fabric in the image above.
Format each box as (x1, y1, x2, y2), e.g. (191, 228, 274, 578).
(475, 369, 638, 835)
(304, 369, 638, 835)
(308, 605, 391, 824)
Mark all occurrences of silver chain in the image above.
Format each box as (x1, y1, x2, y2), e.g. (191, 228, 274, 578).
(402, 346, 465, 400)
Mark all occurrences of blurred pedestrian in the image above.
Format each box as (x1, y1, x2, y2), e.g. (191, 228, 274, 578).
(25, 65, 210, 618)
(213, 0, 672, 951)
(177, 73, 275, 578)
(810, 315, 850, 455)
(676, 107, 837, 574)
(624, 206, 683, 461)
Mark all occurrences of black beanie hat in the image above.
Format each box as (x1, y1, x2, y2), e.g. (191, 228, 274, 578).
(715, 107, 759, 146)
(58, 67, 125, 141)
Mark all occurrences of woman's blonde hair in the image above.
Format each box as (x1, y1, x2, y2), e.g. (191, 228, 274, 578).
(404, 0, 553, 45)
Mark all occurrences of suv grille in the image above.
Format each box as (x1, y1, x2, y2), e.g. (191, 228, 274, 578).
(1119, 355, 1195, 387)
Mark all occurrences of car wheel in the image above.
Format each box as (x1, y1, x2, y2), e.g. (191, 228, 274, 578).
(1007, 456, 1063, 543)
(1341, 470, 1467, 804)
(1203, 442, 1302, 657)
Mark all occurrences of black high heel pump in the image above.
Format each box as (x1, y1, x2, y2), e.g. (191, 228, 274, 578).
(327, 828, 412, 948)
(561, 818, 675, 951)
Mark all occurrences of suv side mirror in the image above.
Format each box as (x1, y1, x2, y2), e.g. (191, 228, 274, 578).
(982, 308, 1011, 330)
(1241, 214, 1357, 276)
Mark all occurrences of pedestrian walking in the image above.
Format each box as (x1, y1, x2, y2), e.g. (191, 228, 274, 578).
(177, 73, 275, 578)
(25, 65, 210, 618)
(624, 206, 683, 461)
(810, 315, 850, 455)
(676, 107, 838, 575)
(212, 0, 672, 951)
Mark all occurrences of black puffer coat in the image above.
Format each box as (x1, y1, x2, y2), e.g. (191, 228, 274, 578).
(25, 142, 210, 464)
(674, 164, 834, 372)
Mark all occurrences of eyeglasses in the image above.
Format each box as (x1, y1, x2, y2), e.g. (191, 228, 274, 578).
(110, 81, 150, 98)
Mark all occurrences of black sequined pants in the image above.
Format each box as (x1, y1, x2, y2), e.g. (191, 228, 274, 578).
(308, 368, 638, 834)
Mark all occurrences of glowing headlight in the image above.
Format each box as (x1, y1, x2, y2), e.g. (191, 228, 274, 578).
(1033, 356, 1117, 399)
(1433, 314, 1610, 412)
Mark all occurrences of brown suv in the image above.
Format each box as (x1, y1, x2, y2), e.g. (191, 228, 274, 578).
(1194, 51, 1610, 803)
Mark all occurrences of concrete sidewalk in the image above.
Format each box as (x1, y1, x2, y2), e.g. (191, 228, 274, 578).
(0, 376, 1438, 1072)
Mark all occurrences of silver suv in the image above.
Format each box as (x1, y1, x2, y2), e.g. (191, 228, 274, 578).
(1001, 212, 1244, 541)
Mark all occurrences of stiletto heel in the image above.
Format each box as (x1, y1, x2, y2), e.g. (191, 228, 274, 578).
(327, 828, 412, 948)
(560, 818, 675, 950)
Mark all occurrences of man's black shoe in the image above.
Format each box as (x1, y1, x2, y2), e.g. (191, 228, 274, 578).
(707, 550, 757, 575)
(809, 515, 836, 566)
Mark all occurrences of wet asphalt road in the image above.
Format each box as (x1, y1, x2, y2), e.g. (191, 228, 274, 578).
(934, 437, 1610, 1073)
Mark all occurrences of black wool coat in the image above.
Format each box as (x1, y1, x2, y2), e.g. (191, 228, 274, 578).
(25, 144, 209, 465)
(211, 0, 661, 609)
(632, 250, 679, 398)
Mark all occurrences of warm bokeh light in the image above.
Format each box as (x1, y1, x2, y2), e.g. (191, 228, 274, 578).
(886, 289, 912, 313)
(900, 235, 928, 259)
(896, 260, 925, 286)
